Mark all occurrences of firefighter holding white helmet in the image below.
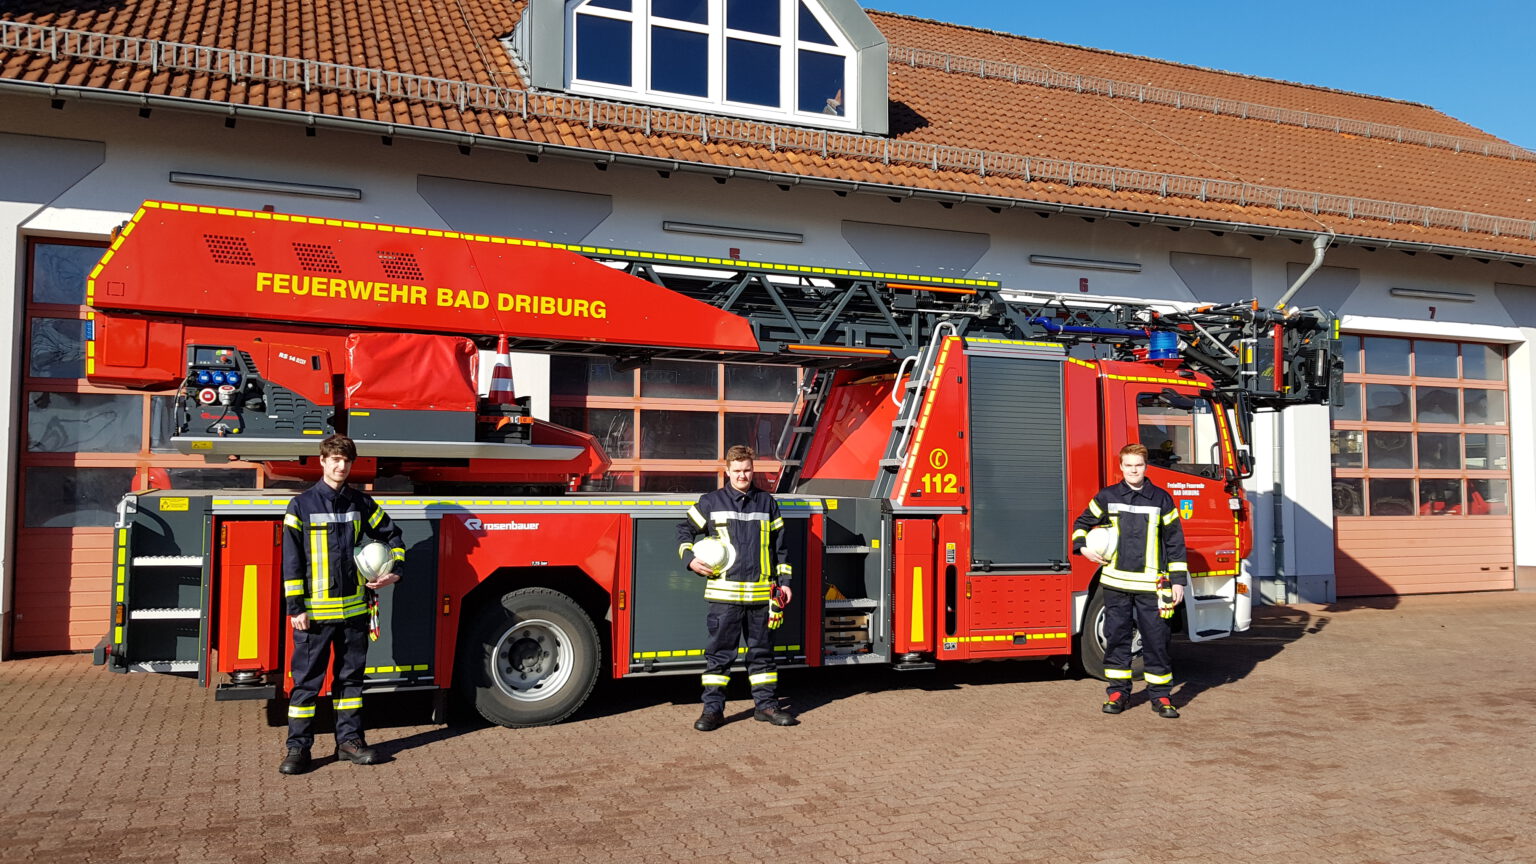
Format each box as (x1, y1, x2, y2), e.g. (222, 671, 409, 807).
(1072, 442, 1187, 718)
(677, 445, 798, 730)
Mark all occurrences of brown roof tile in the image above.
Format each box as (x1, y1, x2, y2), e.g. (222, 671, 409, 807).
(3, 2, 1534, 257)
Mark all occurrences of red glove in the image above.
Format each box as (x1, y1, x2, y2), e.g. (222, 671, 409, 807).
(771, 584, 792, 609)
(1156, 576, 1177, 619)
(768, 585, 791, 630)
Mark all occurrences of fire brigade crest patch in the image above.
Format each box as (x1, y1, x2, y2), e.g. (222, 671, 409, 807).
(1179, 500, 1195, 519)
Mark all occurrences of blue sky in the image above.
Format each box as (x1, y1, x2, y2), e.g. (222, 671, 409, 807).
(869, 1, 1536, 151)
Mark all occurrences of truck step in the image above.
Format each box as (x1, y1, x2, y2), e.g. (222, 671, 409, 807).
(823, 545, 871, 554)
(824, 598, 878, 610)
(878, 458, 904, 468)
(129, 660, 199, 673)
(129, 608, 201, 620)
(131, 556, 203, 567)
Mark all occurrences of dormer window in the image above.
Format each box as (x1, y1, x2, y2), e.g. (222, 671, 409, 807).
(564, 0, 860, 129)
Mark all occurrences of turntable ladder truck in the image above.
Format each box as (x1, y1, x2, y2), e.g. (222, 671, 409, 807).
(87, 200, 1340, 726)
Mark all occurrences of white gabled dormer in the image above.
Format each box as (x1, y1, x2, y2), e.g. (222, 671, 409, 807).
(513, 0, 889, 134)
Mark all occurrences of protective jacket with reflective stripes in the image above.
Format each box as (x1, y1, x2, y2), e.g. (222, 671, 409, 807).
(677, 486, 792, 605)
(1071, 479, 1188, 592)
(282, 481, 405, 619)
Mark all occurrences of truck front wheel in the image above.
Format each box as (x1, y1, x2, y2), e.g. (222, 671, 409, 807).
(459, 587, 601, 727)
(1077, 586, 1144, 682)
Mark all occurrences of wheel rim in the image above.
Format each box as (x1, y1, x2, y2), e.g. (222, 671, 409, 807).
(492, 617, 573, 702)
(1092, 605, 1143, 657)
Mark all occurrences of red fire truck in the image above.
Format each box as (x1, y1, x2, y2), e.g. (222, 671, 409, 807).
(88, 201, 1339, 726)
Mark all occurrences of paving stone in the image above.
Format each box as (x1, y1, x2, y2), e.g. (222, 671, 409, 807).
(2, 592, 1533, 864)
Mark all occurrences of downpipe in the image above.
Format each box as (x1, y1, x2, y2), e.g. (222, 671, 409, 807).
(1270, 232, 1331, 602)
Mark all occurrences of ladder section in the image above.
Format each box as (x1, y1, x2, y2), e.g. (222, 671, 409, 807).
(871, 322, 956, 500)
(116, 554, 206, 673)
(100, 495, 210, 675)
(773, 369, 836, 492)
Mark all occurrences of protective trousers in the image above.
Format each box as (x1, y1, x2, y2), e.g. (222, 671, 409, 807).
(286, 615, 369, 750)
(1102, 587, 1174, 699)
(701, 602, 777, 712)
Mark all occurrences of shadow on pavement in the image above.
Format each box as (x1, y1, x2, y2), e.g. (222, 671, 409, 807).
(343, 600, 1396, 732)
(1172, 603, 1324, 707)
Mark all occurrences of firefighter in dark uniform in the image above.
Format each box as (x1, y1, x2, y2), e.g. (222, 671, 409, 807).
(1072, 443, 1188, 718)
(278, 434, 405, 774)
(677, 445, 799, 731)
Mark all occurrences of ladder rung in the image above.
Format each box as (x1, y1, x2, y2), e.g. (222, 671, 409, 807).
(878, 458, 904, 467)
(791, 426, 815, 433)
(891, 418, 913, 427)
(779, 459, 802, 467)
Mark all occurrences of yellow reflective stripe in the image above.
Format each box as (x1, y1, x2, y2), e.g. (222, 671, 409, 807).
(701, 674, 730, 687)
(283, 579, 305, 597)
(687, 505, 706, 528)
(1105, 669, 1134, 680)
(333, 697, 363, 711)
(1145, 513, 1159, 576)
(1071, 529, 1087, 541)
(679, 542, 693, 560)
(305, 590, 366, 607)
(1100, 571, 1160, 591)
(748, 672, 777, 686)
(1168, 562, 1189, 572)
(308, 528, 327, 598)
(774, 563, 793, 577)
(287, 704, 316, 718)
(704, 579, 772, 602)
(768, 517, 784, 531)
(369, 509, 384, 529)
(283, 513, 302, 530)
(1162, 510, 1179, 525)
(759, 520, 769, 579)
(1144, 671, 1173, 685)
(305, 602, 368, 614)
(390, 547, 405, 561)
(1088, 499, 1103, 517)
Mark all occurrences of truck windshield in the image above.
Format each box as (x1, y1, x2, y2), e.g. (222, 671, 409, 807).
(1136, 390, 1225, 479)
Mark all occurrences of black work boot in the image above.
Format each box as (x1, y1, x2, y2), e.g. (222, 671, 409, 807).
(694, 709, 725, 732)
(336, 739, 380, 764)
(1102, 692, 1126, 714)
(278, 747, 312, 775)
(753, 705, 800, 726)
(1151, 697, 1180, 719)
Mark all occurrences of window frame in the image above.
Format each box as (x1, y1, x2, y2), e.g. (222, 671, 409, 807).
(550, 357, 798, 491)
(1330, 334, 1510, 519)
(563, 0, 859, 130)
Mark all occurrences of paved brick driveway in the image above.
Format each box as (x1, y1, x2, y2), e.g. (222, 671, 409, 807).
(3, 592, 1533, 863)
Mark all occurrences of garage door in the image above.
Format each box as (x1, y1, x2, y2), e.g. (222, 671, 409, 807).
(12, 239, 263, 653)
(1329, 334, 1514, 596)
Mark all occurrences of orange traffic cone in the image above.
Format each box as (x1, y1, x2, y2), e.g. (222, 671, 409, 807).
(489, 335, 516, 405)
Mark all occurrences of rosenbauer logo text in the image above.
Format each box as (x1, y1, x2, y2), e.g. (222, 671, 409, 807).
(254, 272, 607, 319)
(464, 518, 541, 533)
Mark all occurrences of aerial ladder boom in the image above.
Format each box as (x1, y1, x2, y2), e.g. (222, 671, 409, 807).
(86, 202, 1340, 484)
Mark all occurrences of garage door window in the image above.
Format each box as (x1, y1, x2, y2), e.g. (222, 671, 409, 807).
(1330, 335, 1509, 518)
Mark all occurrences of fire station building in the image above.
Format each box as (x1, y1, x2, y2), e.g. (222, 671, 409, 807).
(1, 1, 1533, 656)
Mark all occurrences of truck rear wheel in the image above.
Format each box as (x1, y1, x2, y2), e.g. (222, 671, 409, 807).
(459, 587, 601, 727)
(1077, 586, 1144, 681)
